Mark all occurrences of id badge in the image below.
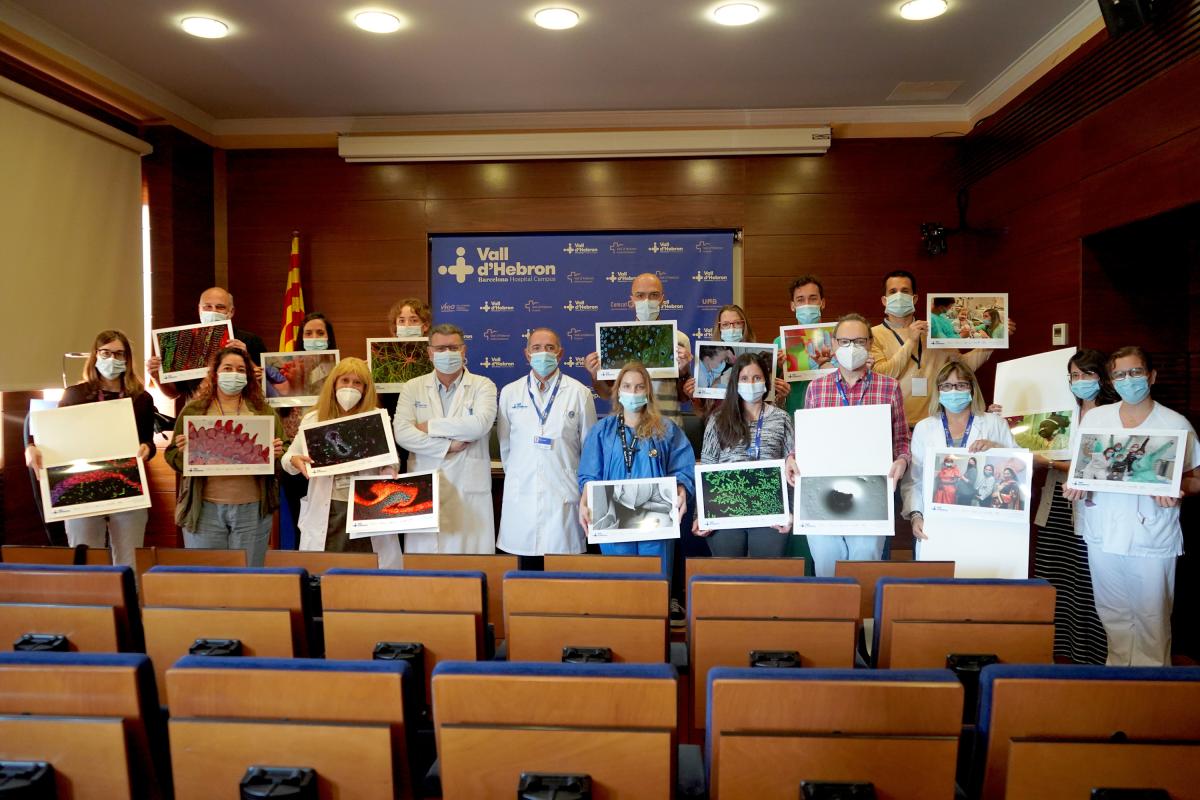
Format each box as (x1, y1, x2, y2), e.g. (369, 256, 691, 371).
(534, 436, 554, 450)
(911, 376, 928, 397)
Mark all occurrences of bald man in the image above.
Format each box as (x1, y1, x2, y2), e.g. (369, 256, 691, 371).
(147, 286, 267, 401)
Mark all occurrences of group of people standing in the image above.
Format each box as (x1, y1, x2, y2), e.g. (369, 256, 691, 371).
(23, 270, 1198, 667)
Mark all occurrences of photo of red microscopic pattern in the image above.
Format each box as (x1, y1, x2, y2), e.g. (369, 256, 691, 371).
(46, 457, 146, 509)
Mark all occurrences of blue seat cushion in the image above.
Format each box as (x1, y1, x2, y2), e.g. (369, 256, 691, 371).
(171, 654, 409, 676)
(432, 660, 676, 681)
(504, 570, 665, 582)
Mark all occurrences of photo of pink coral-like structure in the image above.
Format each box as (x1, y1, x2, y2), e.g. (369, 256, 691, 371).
(187, 419, 271, 465)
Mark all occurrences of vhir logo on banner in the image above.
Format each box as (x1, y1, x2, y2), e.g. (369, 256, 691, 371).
(566, 327, 593, 341)
(695, 239, 726, 253)
(438, 246, 556, 284)
(609, 241, 638, 255)
(567, 271, 595, 284)
(648, 241, 685, 254)
(483, 328, 512, 342)
(525, 300, 553, 313)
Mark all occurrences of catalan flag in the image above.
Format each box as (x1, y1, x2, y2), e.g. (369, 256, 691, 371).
(278, 232, 305, 351)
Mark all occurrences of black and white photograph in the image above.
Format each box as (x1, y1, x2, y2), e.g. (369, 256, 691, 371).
(692, 341, 778, 401)
(300, 407, 399, 477)
(794, 474, 893, 536)
(1067, 427, 1188, 497)
(586, 477, 680, 544)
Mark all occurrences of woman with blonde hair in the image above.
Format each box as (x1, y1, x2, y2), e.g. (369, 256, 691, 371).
(578, 361, 695, 582)
(283, 357, 402, 562)
(25, 328, 157, 565)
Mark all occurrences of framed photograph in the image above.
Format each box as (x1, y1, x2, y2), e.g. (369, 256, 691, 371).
(152, 321, 233, 383)
(696, 460, 790, 530)
(779, 323, 836, 382)
(261, 350, 340, 407)
(586, 477, 680, 544)
(1003, 409, 1076, 459)
(183, 416, 275, 477)
(794, 475, 894, 536)
(692, 341, 778, 401)
(368, 337, 433, 393)
(595, 320, 679, 381)
(39, 454, 150, 521)
(925, 293, 1008, 349)
(300, 408, 399, 477)
(1066, 428, 1188, 497)
(923, 447, 1033, 521)
(348, 471, 438, 538)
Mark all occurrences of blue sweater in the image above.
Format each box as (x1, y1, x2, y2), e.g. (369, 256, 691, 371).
(578, 414, 696, 498)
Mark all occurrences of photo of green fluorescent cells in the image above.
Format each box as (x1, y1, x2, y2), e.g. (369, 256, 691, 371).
(701, 466, 786, 521)
(599, 323, 675, 372)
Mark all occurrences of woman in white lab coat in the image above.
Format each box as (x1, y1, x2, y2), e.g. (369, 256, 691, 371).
(392, 324, 499, 553)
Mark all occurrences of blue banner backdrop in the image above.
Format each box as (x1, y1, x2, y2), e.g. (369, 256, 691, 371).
(429, 231, 736, 402)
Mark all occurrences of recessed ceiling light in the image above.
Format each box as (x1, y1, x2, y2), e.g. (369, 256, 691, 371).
(899, 0, 948, 21)
(712, 3, 760, 26)
(354, 11, 403, 33)
(534, 7, 580, 30)
(180, 16, 229, 38)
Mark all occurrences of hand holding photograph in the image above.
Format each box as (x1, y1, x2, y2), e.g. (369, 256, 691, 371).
(586, 477, 680, 544)
(692, 341, 778, 400)
(184, 416, 275, 476)
(152, 321, 233, 383)
(696, 460, 789, 530)
(1066, 427, 1187, 497)
(368, 337, 433, 393)
(925, 294, 1008, 349)
(40, 454, 151, 521)
(779, 323, 836, 382)
(348, 471, 439, 537)
(261, 351, 340, 407)
(300, 408, 399, 477)
(595, 321, 679, 381)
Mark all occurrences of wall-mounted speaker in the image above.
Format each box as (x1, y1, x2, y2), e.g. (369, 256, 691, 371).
(1097, 0, 1155, 38)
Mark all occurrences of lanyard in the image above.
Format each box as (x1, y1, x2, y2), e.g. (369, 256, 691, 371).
(215, 396, 242, 415)
(941, 412, 974, 448)
(883, 320, 922, 368)
(616, 415, 639, 475)
(527, 372, 562, 433)
(749, 408, 765, 459)
(835, 372, 872, 407)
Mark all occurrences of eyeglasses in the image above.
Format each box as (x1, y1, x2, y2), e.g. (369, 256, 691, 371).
(1111, 367, 1148, 381)
(718, 322, 744, 330)
(938, 381, 972, 392)
(430, 344, 463, 353)
(834, 337, 869, 348)
(1069, 370, 1099, 381)
(97, 349, 126, 359)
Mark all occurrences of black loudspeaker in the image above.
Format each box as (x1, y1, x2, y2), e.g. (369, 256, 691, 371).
(1097, 0, 1154, 37)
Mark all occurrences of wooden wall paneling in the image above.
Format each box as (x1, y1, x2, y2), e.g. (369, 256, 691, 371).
(743, 191, 958, 237)
(424, 195, 746, 233)
(744, 140, 960, 196)
(226, 150, 427, 201)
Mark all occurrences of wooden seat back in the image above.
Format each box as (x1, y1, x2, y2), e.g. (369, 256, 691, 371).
(834, 559, 955, 619)
(685, 557, 806, 585)
(543, 554, 662, 574)
(264, 549, 379, 573)
(0, 564, 140, 650)
(402, 554, 516, 640)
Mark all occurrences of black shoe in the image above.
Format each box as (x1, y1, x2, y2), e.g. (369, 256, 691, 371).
(669, 598, 686, 627)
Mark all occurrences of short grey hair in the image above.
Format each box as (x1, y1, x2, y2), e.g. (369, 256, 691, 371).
(429, 322, 465, 340)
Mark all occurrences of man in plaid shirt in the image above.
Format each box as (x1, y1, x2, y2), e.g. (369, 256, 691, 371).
(798, 312, 911, 576)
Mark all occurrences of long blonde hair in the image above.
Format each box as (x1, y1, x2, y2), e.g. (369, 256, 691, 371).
(611, 361, 666, 440)
(315, 357, 378, 420)
(928, 361, 988, 418)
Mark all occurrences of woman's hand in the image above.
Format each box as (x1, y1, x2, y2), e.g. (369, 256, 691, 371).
(1062, 486, 1088, 501)
(692, 518, 713, 538)
(986, 403, 1003, 415)
(272, 438, 284, 459)
(682, 377, 697, 399)
(24, 445, 42, 470)
(290, 453, 313, 478)
(784, 454, 800, 486)
(911, 513, 927, 541)
(578, 489, 591, 530)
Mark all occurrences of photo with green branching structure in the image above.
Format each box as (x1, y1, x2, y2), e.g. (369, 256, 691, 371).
(598, 322, 675, 372)
(369, 339, 433, 390)
(701, 465, 786, 521)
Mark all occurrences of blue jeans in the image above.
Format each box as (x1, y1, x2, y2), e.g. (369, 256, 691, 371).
(183, 500, 271, 567)
(599, 539, 676, 585)
(807, 535, 886, 578)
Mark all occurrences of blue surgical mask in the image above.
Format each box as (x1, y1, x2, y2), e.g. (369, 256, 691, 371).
(530, 351, 558, 378)
(200, 310, 229, 325)
(885, 293, 915, 317)
(96, 357, 126, 380)
(634, 299, 660, 322)
(1070, 379, 1100, 401)
(940, 390, 972, 413)
(303, 338, 328, 351)
(737, 381, 766, 403)
(619, 392, 648, 410)
(1114, 376, 1150, 405)
(794, 305, 821, 325)
(217, 372, 248, 395)
(720, 327, 744, 343)
(432, 351, 463, 375)
(396, 325, 423, 338)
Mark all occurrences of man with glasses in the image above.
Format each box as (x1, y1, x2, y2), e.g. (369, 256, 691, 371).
(796, 313, 911, 576)
(497, 327, 597, 568)
(393, 323, 498, 553)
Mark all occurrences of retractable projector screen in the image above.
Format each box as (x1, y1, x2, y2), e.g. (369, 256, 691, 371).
(0, 76, 151, 391)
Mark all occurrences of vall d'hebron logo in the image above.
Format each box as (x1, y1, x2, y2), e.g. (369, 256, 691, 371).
(439, 302, 471, 313)
(524, 300, 553, 313)
(438, 246, 557, 285)
(562, 242, 599, 255)
(479, 300, 515, 313)
(562, 355, 589, 369)
(692, 269, 728, 282)
(566, 271, 594, 284)
(605, 271, 634, 283)
(563, 300, 599, 312)
(483, 328, 511, 342)
(647, 241, 685, 254)
(662, 301, 684, 312)
(566, 327, 593, 342)
(479, 356, 516, 369)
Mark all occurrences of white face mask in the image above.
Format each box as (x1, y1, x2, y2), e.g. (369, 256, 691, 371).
(200, 310, 229, 325)
(836, 343, 869, 371)
(634, 299, 661, 322)
(737, 381, 766, 403)
(96, 356, 126, 380)
(335, 387, 363, 412)
(396, 325, 423, 338)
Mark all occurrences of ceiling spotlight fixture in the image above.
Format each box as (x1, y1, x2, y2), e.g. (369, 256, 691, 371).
(712, 3, 760, 26)
(899, 0, 948, 21)
(180, 16, 229, 38)
(533, 7, 580, 29)
(354, 10, 403, 33)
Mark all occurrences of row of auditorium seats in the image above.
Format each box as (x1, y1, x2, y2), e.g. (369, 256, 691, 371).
(0, 650, 1196, 799)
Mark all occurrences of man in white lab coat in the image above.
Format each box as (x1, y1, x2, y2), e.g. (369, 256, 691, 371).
(393, 323, 498, 553)
(498, 327, 597, 564)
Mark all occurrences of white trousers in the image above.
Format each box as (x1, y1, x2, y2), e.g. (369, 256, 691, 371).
(808, 535, 886, 578)
(64, 509, 148, 566)
(1086, 543, 1175, 666)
